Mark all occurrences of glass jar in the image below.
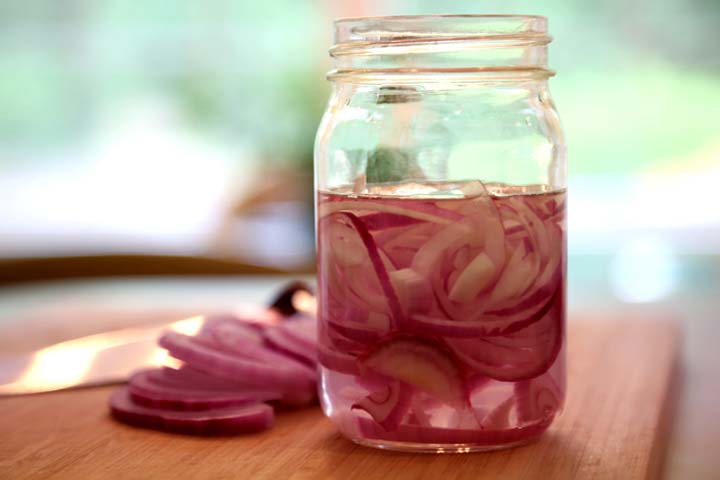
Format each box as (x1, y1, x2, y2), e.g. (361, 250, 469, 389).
(314, 14, 566, 453)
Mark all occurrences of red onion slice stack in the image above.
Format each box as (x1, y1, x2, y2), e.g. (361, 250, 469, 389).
(109, 311, 318, 435)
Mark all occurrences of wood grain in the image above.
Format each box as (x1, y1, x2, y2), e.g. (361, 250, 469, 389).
(0, 319, 679, 480)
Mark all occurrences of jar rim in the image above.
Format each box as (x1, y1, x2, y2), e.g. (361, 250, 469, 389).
(334, 13, 547, 25)
(333, 14, 549, 49)
(329, 14, 553, 82)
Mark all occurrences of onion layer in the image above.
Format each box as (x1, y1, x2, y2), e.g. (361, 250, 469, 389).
(110, 387, 274, 436)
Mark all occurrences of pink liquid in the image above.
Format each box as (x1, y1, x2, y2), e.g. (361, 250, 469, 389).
(316, 182, 566, 451)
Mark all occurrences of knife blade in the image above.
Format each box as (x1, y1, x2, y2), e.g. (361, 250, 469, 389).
(0, 281, 316, 396)
(0, 315, 203, 396)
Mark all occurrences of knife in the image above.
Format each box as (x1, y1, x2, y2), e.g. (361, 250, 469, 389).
(0, 282, 315, 396)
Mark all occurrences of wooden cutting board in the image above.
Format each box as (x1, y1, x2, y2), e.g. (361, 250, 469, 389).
(0, 318, 679, 480)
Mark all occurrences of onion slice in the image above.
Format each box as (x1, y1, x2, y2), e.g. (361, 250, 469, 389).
(351, 381, 411, 431)
(446, 289, 564, 381)
(319, 200, 461, 225)
(159, 331, 315, 389)
(317, 343, 361, 376)
(354, 415, 551, 445)
(155, 366, 256, 391)
(334, 212, 406, 327)
(204, 320, 317, 374)
(128, 370, 279, 411)
(110, 387, 274, 435)
(514, 375, 563, 425)
(361, 337, 464, 404)
(358, 212, 423, 231)
(278, 314, 317, 348)
(263, 327, 317, 367)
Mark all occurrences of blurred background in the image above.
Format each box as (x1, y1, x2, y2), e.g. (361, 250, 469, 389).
(1, 1, 719, 287)
(1, 0, 719, 292)
(0, 1, 718, 477)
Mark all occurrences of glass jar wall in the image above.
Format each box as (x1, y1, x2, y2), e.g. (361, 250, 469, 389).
(315, 15, 566, 452)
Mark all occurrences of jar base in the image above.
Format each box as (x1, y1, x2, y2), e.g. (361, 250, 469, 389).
(349, 435, 541, 454)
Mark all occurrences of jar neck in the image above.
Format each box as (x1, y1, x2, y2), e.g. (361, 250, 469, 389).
(329, 15, 553, 84)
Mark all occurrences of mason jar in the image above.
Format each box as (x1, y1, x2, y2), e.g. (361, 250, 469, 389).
(314, 14, 566, 453)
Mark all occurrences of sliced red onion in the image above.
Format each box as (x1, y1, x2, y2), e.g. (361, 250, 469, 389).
(526, 196, 564, 222)
(357, 211, 423, 231)
(323, 218, 369, 269)
(362, 338, 465, 404)
(484, 263, 557, 318)
(327, 319, 385, 344)
(411, 202, 508, 323)
(317, 188, 567, 445)
(503, 222, 525, 236)
(514, 375, 562, 425)
(446, 294, 564, 381)
(466, 374, 492, 393)
(390, 268, 433, 315)
(477, 396, 515, 430)
(411, 220, 476, 276)
(471, 199, 553, 310)
(160, 350, 316, 408)
(484, 223, 562, 317)
(128, 370, 279, 411)
(323, 291, 391, 345)
(511, 197, 549, 260)
(110, 387, 274, 435)
(480, 199, 508, 274)
(275, 314, 317, 351)
(477, 248, 539, 309)
(207, 321, 317, 375)
(447, 406, 482, 430)
(320, 214, 395, 316)
(152, 366, 254, 391)
(434, 222, 561, 337)
(110, 292, 322, 436)
(408, 283, 557, 338)
(317, 343, 361, 375)
(351, 381, 411, 431)
(375, 222, 434, 270)
(325, 261, 387, 315)
(321, 319, 370, 355)
(319, 200, 461, 225)
(448, 252, 496, 303)
(407, 393, 436, 427)
(335, 212, 405, 327)
(273, 385, 317, 408)
(202, 316, 264, 344)
(354, 415, 551, 445)
(385, 197, 465, 222)
(158, 331, 315, 389)
(263, 327, 317, 367)
(522, 236, 534, 256)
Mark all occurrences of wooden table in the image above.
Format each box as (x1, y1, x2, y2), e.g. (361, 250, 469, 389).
(0, 316, 678, 480)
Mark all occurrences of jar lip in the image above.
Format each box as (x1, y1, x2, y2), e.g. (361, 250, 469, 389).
(333, 14, 548, 47)
(332, 14, 550, 55)
(330, 14, 552, 81)
(334, 14, 547, 25)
